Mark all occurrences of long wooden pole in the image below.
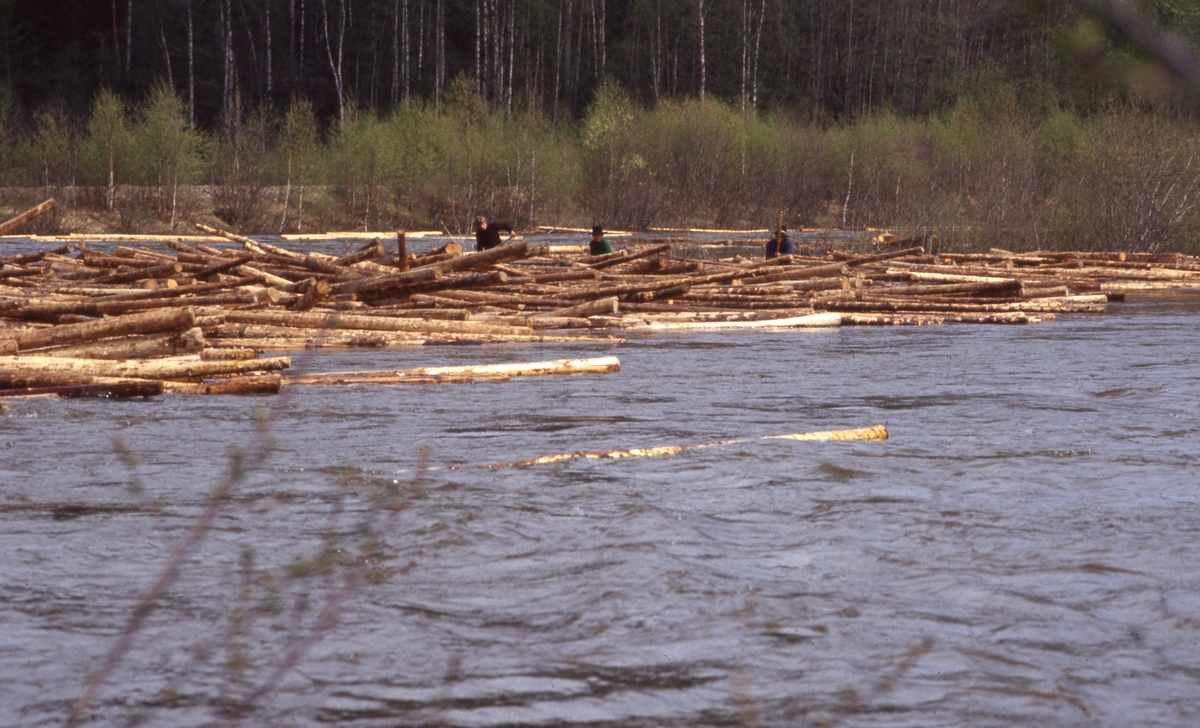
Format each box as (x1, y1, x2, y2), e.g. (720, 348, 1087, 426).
(0, 199, 58, 236)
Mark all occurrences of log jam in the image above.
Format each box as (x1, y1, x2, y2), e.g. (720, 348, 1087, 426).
(4, 225, 1199, 398)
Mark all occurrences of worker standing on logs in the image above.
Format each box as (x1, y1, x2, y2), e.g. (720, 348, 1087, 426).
(590, 225, 613, 255)
(765, 228, 795, 259)
(474, 216, 516, 251)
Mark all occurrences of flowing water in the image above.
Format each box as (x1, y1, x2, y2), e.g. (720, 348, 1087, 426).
(3, 237, 1200, 726)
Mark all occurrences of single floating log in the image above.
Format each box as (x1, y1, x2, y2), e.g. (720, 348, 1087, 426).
(440, 424, 889, 470)
(283, 356, 620, 385)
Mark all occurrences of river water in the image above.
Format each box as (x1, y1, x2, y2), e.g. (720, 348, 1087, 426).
(3, 237, 1200, 726)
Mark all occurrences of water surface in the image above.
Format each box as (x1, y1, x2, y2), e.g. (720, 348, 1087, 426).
(3, 271, 1200, 726)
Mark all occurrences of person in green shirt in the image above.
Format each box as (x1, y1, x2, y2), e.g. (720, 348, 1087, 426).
(590, 225, 613, 255)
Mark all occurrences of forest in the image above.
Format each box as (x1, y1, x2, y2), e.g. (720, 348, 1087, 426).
(4, 0, 1200, 252)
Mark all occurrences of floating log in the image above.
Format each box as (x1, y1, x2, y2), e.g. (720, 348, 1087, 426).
(0, 354, 291, 380)
(0, 199, 58, 236)
(283, 356, 620, 385)
(530, 296, 619, 319)
(200, 347, 260, 360)
(0, 380, 163, 399)
(642, 312, 840, 330)
(169, 373, 281, 395)
(445, 423, 889, 470)
(10, 307, 196, 352)
(221, 309, 527, 335)
(37, 327, 205, 359)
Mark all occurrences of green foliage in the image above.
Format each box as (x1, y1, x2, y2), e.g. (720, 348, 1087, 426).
(79, 90, 132, 210)
(131, 82, 207, 229)
(31, 106, 78, 194)
(276, 97, 323, 233)
(2, 81, 1200, 252)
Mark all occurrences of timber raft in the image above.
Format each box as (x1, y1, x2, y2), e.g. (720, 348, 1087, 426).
(3, 224, 1200, 400)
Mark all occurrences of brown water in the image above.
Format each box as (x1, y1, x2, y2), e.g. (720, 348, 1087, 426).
(3, 239, 1200, 726)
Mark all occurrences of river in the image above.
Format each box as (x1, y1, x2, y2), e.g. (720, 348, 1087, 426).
(3, 238, 1200, 726)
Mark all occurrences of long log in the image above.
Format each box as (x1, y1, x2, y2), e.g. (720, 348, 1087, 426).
(445, 423, 888, 470)
(5, 291, 261, 320)
(641, 312, 840, 330)
(12, 307, 196, 352)
(37, 327, 205, 359)
(858, 280, 1021, 297)
(168, 374, 281, 395)
(0, 354, 291, 380)
(90, 261, 183, 285)
(327, 265, 442, 295)
(0, 199, 58, 236)
(529, 296, 619, 319)
(813, 299, 1105, 314)
(0, 371, 98, 388)
(0, 380, 163, 399)
(283, 356, 620, 385)
(428, 241, 531, 274)
(590, 243, 672, 270)
(221, 309, 529, 335)
(208, 322, 425, 345)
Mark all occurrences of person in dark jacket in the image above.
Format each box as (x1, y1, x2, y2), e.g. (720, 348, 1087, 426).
(474, 216, 516, 251)
(589, 225, 613, 255)
(765, 228, 795, 259)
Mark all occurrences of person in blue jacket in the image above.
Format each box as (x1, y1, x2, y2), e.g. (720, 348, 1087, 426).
(765, 228, 795, 259)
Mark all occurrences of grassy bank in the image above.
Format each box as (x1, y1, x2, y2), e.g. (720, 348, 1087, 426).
(4, 82, 1200, 254)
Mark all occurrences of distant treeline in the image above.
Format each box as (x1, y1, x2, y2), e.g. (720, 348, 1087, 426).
(3, 81, 1200, 253)
(5, 0, 1200, 126)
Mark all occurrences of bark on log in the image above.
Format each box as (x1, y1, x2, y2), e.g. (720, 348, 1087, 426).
(397, 232, 409, 271)
(0, 354, 291, 380)
(429, 241, 531, 274)
(0, 371, 98, 388)
(0, 199, 58, 236)
(221, 309, 529, 335)
(37, 327, 205, 359)
(327, 265, 442, 296)
(0, 380, 163, 399)
(858, 280, 1021, 297)
(529, 296, 619, 319)
(169, 374, 281, 395)
(590, 244, 672, 270)
(91, 261, 183, 285)
(200, 347, 260, 360)
(6, 291, 261, 321)
(14, 307, 196, 352)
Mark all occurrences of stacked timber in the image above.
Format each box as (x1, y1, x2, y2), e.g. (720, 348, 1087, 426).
(4, 224, 1200, 399)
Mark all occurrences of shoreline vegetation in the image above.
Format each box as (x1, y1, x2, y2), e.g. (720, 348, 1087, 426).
(4, 83, 1200, 255)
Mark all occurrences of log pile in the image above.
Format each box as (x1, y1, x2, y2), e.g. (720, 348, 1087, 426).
(3, 225, 1199, 399)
